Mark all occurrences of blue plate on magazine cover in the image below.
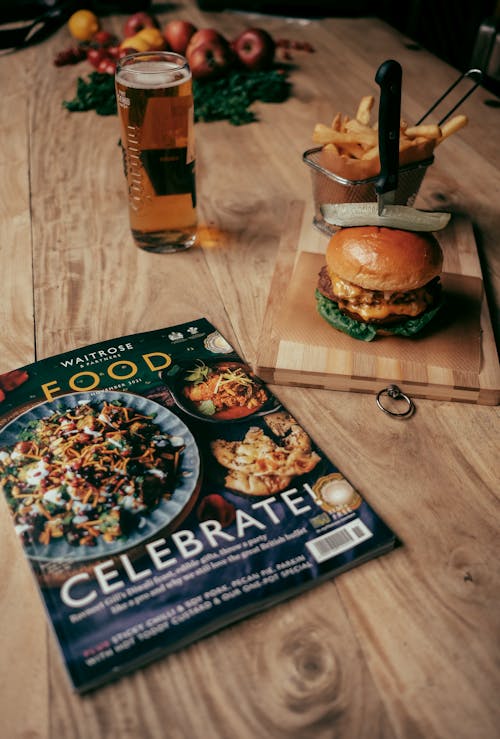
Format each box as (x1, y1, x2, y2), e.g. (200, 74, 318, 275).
(0, 391, 201, 563)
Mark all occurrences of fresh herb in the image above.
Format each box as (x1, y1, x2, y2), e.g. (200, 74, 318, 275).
(63, 71, 117, 116)
(19, 421, 39, 441)
(194, 68, 291, 125)
(184, 360, 212, 384)
(62, 67, 291, 124)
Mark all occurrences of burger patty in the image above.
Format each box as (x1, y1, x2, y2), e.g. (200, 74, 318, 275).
(317, 266, 441, 325)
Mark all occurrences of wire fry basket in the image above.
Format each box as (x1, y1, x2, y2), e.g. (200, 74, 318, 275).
(303, 147, 433, 234)
(303, 68, 482, 235)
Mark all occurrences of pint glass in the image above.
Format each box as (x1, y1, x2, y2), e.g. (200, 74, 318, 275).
(115, 52, 197, 252)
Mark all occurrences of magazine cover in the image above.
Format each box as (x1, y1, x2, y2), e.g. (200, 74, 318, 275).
(0, 318, 396, 692)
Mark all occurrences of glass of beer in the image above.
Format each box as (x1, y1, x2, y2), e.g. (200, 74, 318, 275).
(115, 51, 197, 252)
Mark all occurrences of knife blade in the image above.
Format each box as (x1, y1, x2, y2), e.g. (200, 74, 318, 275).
(319, 202, 451, 231)
(375, 59, 402, 216)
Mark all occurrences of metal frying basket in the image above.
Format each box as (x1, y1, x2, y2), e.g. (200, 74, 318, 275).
(303, 147, 433, 234)
(304, 68, 483, 234)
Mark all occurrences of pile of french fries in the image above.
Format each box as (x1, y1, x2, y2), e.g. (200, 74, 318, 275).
(313, 95, 468, 161)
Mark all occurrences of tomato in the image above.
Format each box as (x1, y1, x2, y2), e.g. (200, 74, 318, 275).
(87, 47, 107, 68)
(108, 46, 128, 60)
(97, 58, 116, 74)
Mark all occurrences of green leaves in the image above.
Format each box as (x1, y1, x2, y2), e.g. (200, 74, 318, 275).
(63, 72, 117, 116)
(315, 290, 377, 341)
(184, 361, 212, 384)
(63, 67, 291, 124)
(193, 68, 291, 125)
(386, 300, 443, 337)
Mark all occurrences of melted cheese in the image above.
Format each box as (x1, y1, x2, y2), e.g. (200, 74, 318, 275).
(330, 274, 365, 299)
(339, 299, 426, 320)
(329, 270, 433, 320)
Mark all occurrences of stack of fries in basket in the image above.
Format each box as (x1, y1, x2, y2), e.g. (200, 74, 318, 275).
(312, 95, 468, 180)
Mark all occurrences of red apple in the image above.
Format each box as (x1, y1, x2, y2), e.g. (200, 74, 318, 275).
(232, 27, 275, 70)
(185, 28, 227, 58)
(187, 39, 233, 80)
(123, 11, 159, 38)
(92, 30, 117, 47)
(163, 19, 197, 55)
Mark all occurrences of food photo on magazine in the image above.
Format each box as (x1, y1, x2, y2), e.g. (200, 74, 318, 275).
(0, 318, 396, 692)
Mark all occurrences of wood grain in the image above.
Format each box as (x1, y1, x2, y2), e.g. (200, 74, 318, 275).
(0, 3, 499, 738)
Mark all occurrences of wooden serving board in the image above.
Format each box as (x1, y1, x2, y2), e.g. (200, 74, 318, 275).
(256, 202, 500, 405)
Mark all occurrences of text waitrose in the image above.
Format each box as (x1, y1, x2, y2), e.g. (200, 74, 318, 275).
(61, 488, 315, 609)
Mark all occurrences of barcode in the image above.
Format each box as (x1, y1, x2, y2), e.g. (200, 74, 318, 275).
(306, 519, 373, 563)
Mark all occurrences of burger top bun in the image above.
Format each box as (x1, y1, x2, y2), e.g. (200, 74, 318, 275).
(326, 226, 443, 292)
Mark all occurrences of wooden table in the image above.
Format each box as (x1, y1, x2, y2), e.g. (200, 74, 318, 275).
(1, 2, 499, 737)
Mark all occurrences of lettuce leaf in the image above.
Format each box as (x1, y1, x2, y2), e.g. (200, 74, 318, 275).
(315, 290, 377, 341)
(385, 300, 443, 336)
(315, 290, 443, 342)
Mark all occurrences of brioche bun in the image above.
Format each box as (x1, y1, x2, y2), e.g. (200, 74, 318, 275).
(325, 226, 443, 292)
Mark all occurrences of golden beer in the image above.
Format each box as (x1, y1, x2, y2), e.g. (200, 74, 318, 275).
(115, 52, 197, 252)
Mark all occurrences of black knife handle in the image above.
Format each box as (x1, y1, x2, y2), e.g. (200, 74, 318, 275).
(375, 60, 402, 196)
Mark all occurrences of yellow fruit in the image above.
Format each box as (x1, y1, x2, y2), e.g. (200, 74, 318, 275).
(120, 34, 151, 52)
(136, 27, 166, 50)
(67, 9, 100, 41)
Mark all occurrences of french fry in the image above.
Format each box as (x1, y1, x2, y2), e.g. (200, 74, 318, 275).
(398, 137, 418, 153)
(324, 142, 340, 155)
(404, 124, 441, 139)
(345, 119, 377, 139)
(312, 99, 468, 166)
(356, 95, 374, 126)
(361, 145, 380, 160)
(337, 142, 366, 159)
(331, 112, 342, 131)
(437, 114, 468, 144)
(313, 126, 378, 146)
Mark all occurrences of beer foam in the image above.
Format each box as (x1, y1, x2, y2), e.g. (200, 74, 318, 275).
(116, 61, 191, 90)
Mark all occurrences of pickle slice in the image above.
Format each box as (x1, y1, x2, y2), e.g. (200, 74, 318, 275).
(320, 203, 451, 232)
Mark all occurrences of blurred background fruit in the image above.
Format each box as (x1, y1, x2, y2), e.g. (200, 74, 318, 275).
(68, 9, 100, 41)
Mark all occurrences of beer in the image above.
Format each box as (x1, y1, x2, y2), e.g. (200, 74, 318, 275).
(115, 52, 197, 252)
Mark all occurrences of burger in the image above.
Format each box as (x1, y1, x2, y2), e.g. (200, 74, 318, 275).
(316, 226, 444, 341)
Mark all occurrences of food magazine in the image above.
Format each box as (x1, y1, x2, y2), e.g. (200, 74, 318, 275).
(0, 318, 396, 692)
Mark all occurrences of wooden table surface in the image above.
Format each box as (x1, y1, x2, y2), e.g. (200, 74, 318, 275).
(1, 2, 499, 738)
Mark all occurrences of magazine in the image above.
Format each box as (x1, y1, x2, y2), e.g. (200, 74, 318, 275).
(0, 318, 396, 692)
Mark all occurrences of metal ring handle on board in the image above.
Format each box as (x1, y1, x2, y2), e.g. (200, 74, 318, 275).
(376, 384, 415, 418)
